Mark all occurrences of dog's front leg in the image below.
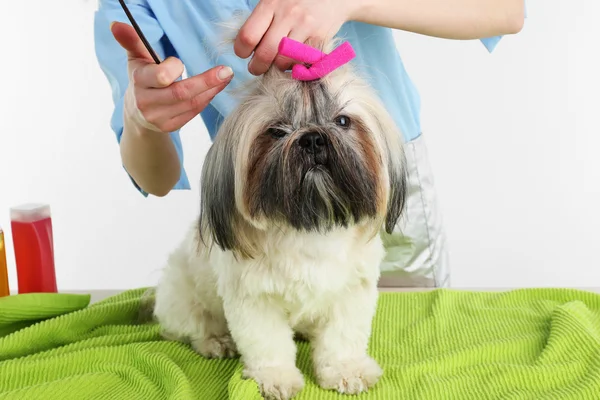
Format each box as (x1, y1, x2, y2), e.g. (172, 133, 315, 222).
(311, 284, 383, 395)
(223, 296, 304, 400)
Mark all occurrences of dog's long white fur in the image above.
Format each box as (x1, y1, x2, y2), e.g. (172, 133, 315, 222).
(154, 221, 384, 398)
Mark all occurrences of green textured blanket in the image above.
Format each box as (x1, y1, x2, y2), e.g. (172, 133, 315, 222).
(1, 288, 600, 399)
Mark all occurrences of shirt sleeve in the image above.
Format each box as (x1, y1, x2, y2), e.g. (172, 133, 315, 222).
(479, 1, 528, 53)
(93, 0, 191, 196)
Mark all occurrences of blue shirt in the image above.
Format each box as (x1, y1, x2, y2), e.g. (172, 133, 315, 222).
(93, 0, 510, 194)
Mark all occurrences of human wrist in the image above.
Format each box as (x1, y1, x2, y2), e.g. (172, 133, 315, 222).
(123, 86, 166, 138)
(345, 0, 376, 23)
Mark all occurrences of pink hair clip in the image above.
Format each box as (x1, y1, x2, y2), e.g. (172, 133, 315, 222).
(278, 37, 356, 81)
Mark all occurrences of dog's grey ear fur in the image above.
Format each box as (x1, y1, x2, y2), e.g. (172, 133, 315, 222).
(351, 75, 409, 235)
(198, 116, 257, 259)
(368, 99, 409, 234)
(384, 150, 408, 234)
(199, 139, 237, 251)
(198, 138, 249, 259)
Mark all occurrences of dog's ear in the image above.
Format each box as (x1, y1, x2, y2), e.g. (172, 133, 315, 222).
(199, 138, 237, 251)
(369, 102, 408, 234)
(384, 150, 408, 234)
(199, 131, 256, 258)
(349, 76, 409, 234)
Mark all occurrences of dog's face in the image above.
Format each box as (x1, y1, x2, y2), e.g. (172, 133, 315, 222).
(200, 57, 407, 257)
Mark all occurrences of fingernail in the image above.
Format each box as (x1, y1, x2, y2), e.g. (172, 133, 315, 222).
(110, 21, 116, 30)
(218, 66, 234, 81)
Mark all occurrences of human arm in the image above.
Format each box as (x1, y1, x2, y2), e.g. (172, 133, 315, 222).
(111, 22, 233, 196)
(94, 2, 233, 196)
(350, 0, 525, 40)
(234, 0, 525, 76)
(113, 21, 184, 197)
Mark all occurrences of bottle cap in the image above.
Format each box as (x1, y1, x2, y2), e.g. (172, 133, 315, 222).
(10, 203, 51, 223)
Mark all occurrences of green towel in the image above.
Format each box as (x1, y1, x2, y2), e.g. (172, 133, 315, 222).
(1, 288, 600, 399)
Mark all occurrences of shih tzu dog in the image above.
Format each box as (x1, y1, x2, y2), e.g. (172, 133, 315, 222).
(152, 30, 407, 400)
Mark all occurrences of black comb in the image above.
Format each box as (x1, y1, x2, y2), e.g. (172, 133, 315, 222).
(117, 0, 161, 64)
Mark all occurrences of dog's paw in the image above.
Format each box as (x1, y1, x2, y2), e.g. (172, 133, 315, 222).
(191, 335, 238, 359)
(316, 356, 383, 395)
(243, 365, 305, 400)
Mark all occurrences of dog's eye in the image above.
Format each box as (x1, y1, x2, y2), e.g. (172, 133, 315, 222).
(267, 128, 287, 139)
(334, 115, 351, 129)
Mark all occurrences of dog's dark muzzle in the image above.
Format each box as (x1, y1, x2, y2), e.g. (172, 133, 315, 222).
(298, 131, 328, 165)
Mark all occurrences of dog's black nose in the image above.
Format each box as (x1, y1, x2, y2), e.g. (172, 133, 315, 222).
(299, 132, 326, 154)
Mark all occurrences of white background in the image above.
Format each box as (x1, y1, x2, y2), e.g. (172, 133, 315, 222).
(0, 1, 598, 291)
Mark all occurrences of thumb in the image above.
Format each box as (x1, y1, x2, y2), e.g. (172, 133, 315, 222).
(110, 21, 156, 62)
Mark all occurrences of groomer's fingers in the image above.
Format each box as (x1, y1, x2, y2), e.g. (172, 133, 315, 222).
(273, 30, 309, 72)
(142, 81, 230, 128)
(158, 109, 208, 134)
(248, 22, 290, 76)
(234, 3, 274, 59)
(273, 47, 295, 73)
(110, 21, 154, 62)
(132, 57, 184, 89)
(110, 21, 177, 86)
(137, 66, 233, 108)
(145, 83, 229, 132)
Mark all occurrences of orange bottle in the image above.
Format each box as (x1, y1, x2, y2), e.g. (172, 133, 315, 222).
(0, 227, 9, 297)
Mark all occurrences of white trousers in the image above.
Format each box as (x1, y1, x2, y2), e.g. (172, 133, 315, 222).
(378, 134, 450, 288)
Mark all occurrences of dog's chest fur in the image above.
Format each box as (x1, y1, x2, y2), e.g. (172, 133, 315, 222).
(210, 226, 383, 326)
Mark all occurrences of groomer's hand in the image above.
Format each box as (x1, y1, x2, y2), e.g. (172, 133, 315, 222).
(110, 22, 234, 133)
(234, 0, 354, 76)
